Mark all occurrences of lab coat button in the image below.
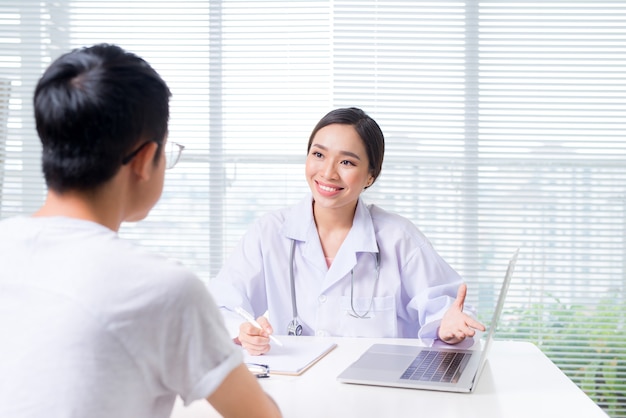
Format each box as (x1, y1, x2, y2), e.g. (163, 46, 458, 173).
(316, 330, 326, 337)
(318, 294, 327, 303)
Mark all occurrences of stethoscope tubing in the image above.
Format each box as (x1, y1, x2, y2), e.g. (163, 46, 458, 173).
(288, 238, 380, 334)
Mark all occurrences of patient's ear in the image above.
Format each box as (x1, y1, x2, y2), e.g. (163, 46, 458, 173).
(130, 141, 160, 181)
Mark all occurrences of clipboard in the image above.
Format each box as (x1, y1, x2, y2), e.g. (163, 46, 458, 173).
(242, 337, 337, 376)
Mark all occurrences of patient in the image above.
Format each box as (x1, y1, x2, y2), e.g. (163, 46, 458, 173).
(0, 43, 280, 418)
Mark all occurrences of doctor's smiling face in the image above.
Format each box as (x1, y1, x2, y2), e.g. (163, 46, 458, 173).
(305, 123, 374, 213)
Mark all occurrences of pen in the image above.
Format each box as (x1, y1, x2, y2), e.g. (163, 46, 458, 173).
(234, 306, 284, 347)
(246, 362, 270, 378)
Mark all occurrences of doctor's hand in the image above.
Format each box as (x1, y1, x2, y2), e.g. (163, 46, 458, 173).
(236, 316, 275, 356)
(438, 283, 486, 345)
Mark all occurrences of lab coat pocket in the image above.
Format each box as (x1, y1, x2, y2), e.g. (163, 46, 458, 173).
(338, 295, 397, 338)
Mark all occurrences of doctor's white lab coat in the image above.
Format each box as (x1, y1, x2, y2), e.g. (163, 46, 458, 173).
(209, 195, 468, 342)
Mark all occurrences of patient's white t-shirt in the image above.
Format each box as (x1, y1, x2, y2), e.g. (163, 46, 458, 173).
(0, 216, 241, 418)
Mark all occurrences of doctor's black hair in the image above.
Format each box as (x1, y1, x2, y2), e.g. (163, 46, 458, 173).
(34, 43, 171, 193)
(306, 107, 385, 188)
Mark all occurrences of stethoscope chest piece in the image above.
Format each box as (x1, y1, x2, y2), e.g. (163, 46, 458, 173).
(287, 318, 303, 336)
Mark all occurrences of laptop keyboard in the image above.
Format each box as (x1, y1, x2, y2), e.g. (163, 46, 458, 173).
(400, 350, 470, 383)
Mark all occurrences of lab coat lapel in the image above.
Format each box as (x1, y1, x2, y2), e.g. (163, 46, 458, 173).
(320, 198, 379, 292)
(280, 195, 327, 273)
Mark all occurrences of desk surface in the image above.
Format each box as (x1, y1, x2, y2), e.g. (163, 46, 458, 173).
(171, 337, 608, 418)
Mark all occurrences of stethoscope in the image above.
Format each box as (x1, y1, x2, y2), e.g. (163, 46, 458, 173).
(287, 239, 381, 336)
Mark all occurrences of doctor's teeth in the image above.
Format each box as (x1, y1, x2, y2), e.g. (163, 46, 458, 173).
(320, 185, 339, 192)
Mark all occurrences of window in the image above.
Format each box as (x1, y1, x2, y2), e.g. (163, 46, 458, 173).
(1, 1, 624, 415)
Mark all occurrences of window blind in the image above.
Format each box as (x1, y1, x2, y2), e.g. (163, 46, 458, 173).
(0, 1, 624, 415)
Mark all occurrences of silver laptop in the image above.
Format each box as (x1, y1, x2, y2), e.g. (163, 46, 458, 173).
(337, 248, 519, 393)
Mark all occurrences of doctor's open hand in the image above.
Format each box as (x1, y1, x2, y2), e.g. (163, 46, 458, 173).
(236, 316, 275, 356)
(438, 283, 486, 345)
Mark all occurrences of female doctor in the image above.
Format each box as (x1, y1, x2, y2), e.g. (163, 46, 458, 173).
(209, 107, 485, 355)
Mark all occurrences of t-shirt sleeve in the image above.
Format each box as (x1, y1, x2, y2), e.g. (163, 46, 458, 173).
(118, 266, 243, 405)
(167, 275, 244, 405)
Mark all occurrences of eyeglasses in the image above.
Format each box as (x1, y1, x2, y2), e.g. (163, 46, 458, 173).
(164, 141, 185, 170)
(121, 141, 185, 170)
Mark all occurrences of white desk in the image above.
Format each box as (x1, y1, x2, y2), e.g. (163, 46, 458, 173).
(171, 337, 609, 418)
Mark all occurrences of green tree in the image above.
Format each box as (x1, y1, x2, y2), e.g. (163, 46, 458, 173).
(497, 295, 626, 417)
